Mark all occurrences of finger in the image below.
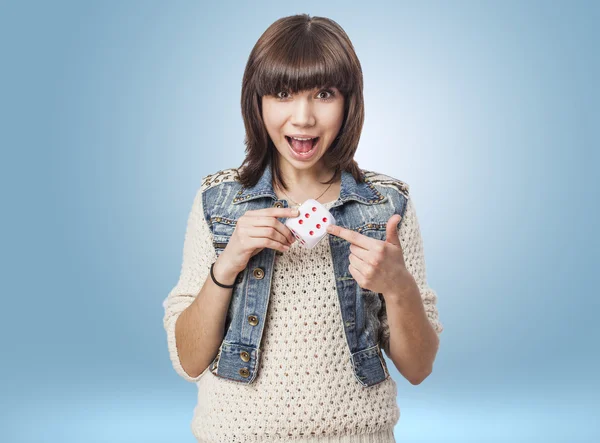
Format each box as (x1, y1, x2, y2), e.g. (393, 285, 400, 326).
(247, 236, 289, 252)
(268, 217, 297, 244)
(327, 225, 375, 250)
(240, 215, 296, 244)
(349, 252, 370, 276)
(349, 243, 375, 265)
(248, 226, 293, 246)
(348, 258, 369, 289)
(247, 207, 299, 218)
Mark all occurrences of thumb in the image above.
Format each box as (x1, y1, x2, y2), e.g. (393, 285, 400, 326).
(385, 214, 402, 247)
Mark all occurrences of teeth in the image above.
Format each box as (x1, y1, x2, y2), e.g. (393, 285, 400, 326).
(290, 136, 316, 141)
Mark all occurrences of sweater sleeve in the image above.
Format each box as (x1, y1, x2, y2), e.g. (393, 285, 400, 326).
(162, 187, 217, 383)
(379, 194, 443, 357)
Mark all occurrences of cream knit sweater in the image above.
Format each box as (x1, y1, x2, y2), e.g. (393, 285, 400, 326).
(163, 174, 443, 443)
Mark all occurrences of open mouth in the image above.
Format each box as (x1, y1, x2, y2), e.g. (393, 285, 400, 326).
(285, 136, 320, 155)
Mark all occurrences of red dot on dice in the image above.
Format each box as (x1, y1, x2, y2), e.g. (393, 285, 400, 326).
(298, 219, 303, 224)
(312, 207, 317, 211)
(305, 213, 310, 218)
(309, 231, 314, 235)
(316, 224, 321, 229)
(322, 217, 327, 222)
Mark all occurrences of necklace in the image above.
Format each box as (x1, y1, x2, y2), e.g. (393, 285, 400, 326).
(277, 180, 335, 207)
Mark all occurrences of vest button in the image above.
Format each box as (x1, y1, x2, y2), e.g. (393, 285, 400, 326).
(248, 314, 259, 326)
(240, 351, 250, 362)
(239, 367, 250, 378)
(273, 201, 283, 208)
(253, 268, 265, 279)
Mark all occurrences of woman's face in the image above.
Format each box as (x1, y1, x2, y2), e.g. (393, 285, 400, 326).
(261, 87, 345, 170)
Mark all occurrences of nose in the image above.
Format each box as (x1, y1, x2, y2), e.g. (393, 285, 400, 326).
(290, 97, 316, 127)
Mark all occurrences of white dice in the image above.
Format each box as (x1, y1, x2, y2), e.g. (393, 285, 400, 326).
(285, 199, 337, 249)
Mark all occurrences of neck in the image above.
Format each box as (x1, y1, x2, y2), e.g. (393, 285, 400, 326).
(273, 166, 341, 206)
(276, 160, 337, 188)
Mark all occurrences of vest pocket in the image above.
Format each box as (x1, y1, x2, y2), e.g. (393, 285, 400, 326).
(211, 218, 237, 256)
(352, 222, 388, 239)
(350, 343, 390, 387)
(213, 241, 229, 255)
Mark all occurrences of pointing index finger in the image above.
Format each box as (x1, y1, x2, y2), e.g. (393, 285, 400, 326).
(327, 224, 372, 249)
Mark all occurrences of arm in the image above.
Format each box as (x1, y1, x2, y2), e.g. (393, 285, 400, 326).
(162, 187, 240, 382)
(379, 195, 443, 384)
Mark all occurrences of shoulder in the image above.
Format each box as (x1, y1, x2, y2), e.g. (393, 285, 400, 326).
(200, 167, 241, 192)
(360, 168, 410, 199)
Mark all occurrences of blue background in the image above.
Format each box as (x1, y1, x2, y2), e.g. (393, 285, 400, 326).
(1, 1, 598, 442)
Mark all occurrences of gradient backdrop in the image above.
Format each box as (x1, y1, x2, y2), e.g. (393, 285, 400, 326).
(1, 1, 598, 442)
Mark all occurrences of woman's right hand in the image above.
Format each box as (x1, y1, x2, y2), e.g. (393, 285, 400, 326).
(218, 206, 300, 275)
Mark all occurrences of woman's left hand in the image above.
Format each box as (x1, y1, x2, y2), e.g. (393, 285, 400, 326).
(326, 214, 416, 300)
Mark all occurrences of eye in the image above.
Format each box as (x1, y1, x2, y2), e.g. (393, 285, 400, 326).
(317, 89, 336, 101)
(276, 91, 291, 100)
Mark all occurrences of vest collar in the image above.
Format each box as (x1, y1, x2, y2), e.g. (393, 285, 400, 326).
(232, 161, 386, 206)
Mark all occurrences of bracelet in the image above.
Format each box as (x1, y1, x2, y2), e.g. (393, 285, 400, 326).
(210, 261, 236, 288)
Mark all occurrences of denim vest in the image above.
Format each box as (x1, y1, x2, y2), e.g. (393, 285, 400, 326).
(201, 163, 409, 387)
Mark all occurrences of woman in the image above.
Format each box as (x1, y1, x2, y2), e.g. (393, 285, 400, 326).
(163, 13, 443, 443)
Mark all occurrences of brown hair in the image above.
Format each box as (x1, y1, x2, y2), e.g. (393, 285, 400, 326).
(237, 14, 366, 191)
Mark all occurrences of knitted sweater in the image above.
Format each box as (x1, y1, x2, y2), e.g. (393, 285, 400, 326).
(163, 180, 443, 443)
